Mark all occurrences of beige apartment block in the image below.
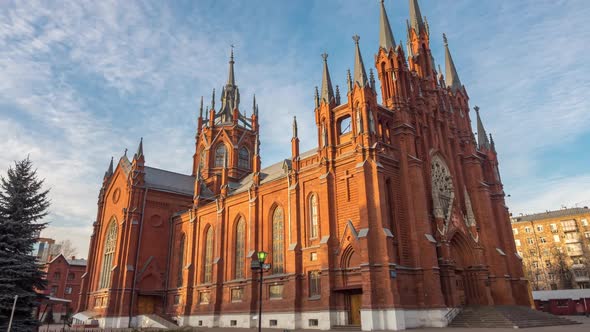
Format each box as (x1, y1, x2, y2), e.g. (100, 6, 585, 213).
(511, 207, 590, 290)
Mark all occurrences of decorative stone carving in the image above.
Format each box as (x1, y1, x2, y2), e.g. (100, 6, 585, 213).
(464, 188, 476, 227)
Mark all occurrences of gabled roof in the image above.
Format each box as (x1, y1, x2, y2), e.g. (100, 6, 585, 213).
(144, 166, 195, 196)
(47, 254, 87, 267)
(512, 207, 589, 222)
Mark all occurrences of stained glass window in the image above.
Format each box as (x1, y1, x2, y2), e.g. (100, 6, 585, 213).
(235, 218, 245, 279)
(272, 207, 284, 274)
(215, 144, 227, 167)
(204, 227, 214, 283)
(99, 220, 117, 289)
(177, 233, 185, 287)
(238, 147, 250, 169)
(309, 194, 319, 239)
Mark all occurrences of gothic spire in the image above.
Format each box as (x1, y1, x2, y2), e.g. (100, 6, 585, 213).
(352, 35, 368, 87)
(252, 94, 257, 114)
(335, 85, 341, 104)
(314, 86, 320, 108)
(409, 0, 426, 35)
(379, 0, 396, 50)
(320, 53, 334, 103)
(474, 106, 490, 150)
(443, 34, 462, 93)
(227, 46, 236, 86)
(292, 116, 298, 138)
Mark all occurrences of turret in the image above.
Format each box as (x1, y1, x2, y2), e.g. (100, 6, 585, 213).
(407, 0, 434, 78)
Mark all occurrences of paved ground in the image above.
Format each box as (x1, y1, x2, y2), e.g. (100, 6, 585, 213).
(38, 316, 590, 331)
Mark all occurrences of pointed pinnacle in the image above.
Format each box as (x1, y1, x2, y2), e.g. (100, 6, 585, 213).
(352, 35, 368, 87)
(227, 46, 235, 86)
(199, 96, 204, 117)
(211, 88, 216, 110)
(320, 53, 334, 103)
(292, 116, 298, 138)
(346, 69, 353, 92)
(314, 86, 320, 108)
(335, 85, 341, 104)
(409, 0, 426, 35)
(252, 94, 256, 114)
(474, 106, 490, 150)
(443, 33, 462, 93)
(379, 0, 396, 50)
(106, 157, 114, 177)
(136, 137, 144, 159)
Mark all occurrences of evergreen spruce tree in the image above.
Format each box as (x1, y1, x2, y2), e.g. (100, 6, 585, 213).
(0, 158, 50, 331)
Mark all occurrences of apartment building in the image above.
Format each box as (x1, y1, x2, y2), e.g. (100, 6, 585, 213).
(512, 207, 590, 290)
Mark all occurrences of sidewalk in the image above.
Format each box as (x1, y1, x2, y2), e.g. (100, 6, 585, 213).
(36, 316, 590, 331)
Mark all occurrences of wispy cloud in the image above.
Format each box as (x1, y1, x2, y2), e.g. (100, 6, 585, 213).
(0, 0, 588, 256)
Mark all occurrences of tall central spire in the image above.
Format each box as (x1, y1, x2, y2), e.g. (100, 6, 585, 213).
(443, 34, 462, 93)
(320, 53, 334, 103)
(352, 35, 368, 87)
(227, 47, 236, 86)
(409, 0, 426, 35)
(379, 0, 396, 50)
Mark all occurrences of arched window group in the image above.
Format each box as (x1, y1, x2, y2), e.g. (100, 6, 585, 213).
(203, 227, 214, 283)
(272, 207, 285, 274)
(99, 220, 118, 289)
(234, 218, 245, 279)
(309, 194, 319, 239)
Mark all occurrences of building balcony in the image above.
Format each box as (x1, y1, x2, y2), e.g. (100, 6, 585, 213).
(565, 237, 580, 243)
(562, 226, 578, 232)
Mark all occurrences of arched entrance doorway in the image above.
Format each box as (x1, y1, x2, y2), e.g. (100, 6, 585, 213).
(445, 231, 490, 306)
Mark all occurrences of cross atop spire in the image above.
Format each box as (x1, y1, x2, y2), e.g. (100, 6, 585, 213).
(443, 33, 462, 93)
(409, 0, 426, 35)
(352, 35, 368, 87)
(474, 106, 491, 150)
(379, 0, 396, 51)
(320, 53, 334, 104)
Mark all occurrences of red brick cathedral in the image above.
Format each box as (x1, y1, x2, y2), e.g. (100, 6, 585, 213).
(77, 1, 530, 330)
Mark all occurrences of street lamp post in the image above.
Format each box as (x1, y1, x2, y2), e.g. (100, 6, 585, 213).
(252, 251, 270, 332)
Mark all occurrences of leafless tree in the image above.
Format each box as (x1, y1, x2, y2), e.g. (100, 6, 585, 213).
(50, 239, 78, 258)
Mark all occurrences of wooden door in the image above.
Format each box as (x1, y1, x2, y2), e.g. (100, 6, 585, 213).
(349, 294, 362, 326)
(137, 296, 155, 315)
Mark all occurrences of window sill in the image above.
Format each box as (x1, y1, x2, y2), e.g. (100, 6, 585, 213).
(308, 295, 321, 301)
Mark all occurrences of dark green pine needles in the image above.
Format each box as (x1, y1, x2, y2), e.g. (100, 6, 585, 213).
(0, 157, 50, 331)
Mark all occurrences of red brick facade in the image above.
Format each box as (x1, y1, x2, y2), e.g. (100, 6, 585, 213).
(40, 254, 86, 322)
(77, 1, 529, 330)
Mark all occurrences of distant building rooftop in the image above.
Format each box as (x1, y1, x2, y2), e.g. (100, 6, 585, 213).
(512, 207, 589, 223)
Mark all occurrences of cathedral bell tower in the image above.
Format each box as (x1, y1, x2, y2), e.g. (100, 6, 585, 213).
(192, 48, 259, 201)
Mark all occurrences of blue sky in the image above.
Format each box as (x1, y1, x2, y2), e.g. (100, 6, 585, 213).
(1, 0, 589, 257)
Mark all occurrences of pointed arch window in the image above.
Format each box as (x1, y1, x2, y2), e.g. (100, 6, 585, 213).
(177, 233, 185, 287)
(272, 207, 285, 274)
(238, 147, 250, 169)
(203, 227, 214, 283)
(309, 194, 319, 239)
(214, 144, 227, 167)
(99, 220, 117, 289)
(234, 217, 246, 279)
